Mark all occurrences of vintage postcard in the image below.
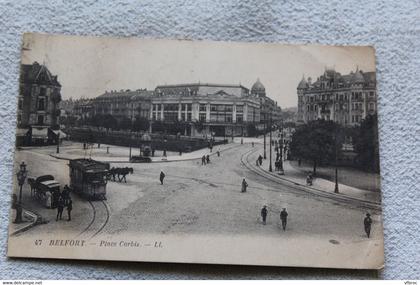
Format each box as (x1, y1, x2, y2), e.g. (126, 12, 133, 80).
(8, 33, 384, 269)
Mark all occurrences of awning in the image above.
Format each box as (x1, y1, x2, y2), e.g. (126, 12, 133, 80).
(31, 127, 48, 139)
(51, 129, 67, 139)
(16, 128, 29, 136)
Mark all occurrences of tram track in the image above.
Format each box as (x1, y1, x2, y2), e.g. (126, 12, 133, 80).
(76, 200, 110, 239)
(240, 147, 382, 212)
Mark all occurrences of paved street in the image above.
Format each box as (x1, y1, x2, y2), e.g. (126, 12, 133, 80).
(12, 140, 382, 239)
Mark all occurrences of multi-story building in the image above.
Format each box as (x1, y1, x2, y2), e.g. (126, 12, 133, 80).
(251, 79, 282, 128)
(297, 68, 377, 126)
(92, 89, 153, 121)
(17, 62, 62, 145)
(151, 83, 261, 136)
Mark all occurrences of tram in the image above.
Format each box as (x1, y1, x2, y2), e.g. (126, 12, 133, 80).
(68, 158, 110, 200)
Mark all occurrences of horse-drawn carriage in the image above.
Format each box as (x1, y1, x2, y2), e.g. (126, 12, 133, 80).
(68, 159, 110, 200)
(28, 175, 61, 208)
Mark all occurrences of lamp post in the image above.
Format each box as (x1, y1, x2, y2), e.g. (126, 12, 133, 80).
(334, 126, 339, 193)
(56, 132, 60, 154)
(16, 161, 28, 204)
(263, 119, 267, 159)
(278, 121, 284, 175)
(269, 113, 273, 172)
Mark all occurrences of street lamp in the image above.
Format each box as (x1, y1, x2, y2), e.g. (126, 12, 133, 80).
(16, 161, 28, 204)
(269, 113, 273, 172)
(334, 126, 339, 193)
(56, 132, 60, 154)
(278, 122, 284, 175)
(263, 119, 267, 159)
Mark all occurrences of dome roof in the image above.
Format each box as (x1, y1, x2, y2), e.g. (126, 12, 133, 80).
(352, 69, 365, 83)
(297, 76, 308, 89)
(251, 78, 265, 92)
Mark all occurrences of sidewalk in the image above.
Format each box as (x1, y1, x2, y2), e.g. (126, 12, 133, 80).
(247, 147, 381, 205)
(49, 142, 240, 163)
(9, 206, 40, 236)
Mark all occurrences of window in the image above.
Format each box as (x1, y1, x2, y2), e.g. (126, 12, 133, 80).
(369, 102, 375, 111)
(236, 105, 244, 113)
(39, 87, 46, 97)
(38, 98, 45, 110)
(236, 114, 243, 123)
(199, 113, 206, 122)
(37, 115, 44, 125)
(370, 91, 375, 97)
(199, 104, 206, 112)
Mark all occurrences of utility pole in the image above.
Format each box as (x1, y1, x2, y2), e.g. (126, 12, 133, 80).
(263, 119, 267, 159)
(278, 120, 284, 175)
(334, 125, 339, 193)
(269, 113, 273, 172)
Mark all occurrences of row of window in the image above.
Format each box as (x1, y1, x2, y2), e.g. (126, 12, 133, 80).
(306, 91, 375, 103)
(306, 102, 376, 112)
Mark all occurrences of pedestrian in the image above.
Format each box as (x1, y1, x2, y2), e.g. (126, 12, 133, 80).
(364, 213, 373, 238)
(258, 155, 263, 166)
(280, 208, 288, 231)
(252, 142, 254, 147)
(206, 154, 210, 164)
(241, 178, 248, 193)
(62, 184, 71, 205)
(67, 198, 73, 221)
(152, 149, 155, 157)
(202, 155, 206, 165)
(179, 149, 182, 156)
(56, 197, 64, 221)
(261, 205, 268, 225)
(159, 171, 165, 185)
(217, 150, 220, 157)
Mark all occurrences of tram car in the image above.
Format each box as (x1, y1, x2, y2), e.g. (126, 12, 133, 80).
(68, 159, 110, 200)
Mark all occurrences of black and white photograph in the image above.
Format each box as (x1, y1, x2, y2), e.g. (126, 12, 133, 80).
(8, 33, 384, 269)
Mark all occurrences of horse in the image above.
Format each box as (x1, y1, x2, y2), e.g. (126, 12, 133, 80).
(116, 167, 133, 183)
(107, 167, 133, 183)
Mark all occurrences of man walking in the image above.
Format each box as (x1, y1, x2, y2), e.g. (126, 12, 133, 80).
(241, 178, 248, 193)
(56, 197, 64, 221)
(280, 208, 288, 231)
(261, 206, 268, 225)
(258, 155, 263, 166)
(364, 213, 373, 238)
(202, 155, 206, 165)
(206, 154, 210, 164)
(159, 171, 165, 185)
(67, 198, 73, 221)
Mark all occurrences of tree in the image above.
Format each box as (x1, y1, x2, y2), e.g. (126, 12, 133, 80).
(102, 114, 118, 131)
(118, 117, 132, 130)
(246, 123, 258, 137)
(353, 114, 380, 173)
(289, 119, 342, 175)
(132, 116, 150, 132)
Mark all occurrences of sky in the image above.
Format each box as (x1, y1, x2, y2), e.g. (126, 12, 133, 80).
(21, 33, 376, 108)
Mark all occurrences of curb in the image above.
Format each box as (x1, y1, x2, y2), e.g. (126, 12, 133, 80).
(11, 208, 42, 236)
(49, 143, 241, 164)
(241, 148, 382, 211)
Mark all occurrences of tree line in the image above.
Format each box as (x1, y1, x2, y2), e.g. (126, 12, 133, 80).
(289, 114, 380, 173)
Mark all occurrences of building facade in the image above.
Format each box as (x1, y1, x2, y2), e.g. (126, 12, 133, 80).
(17, 62, 62, 145)
(250, 78, 282, 128)
(297, 68, 377, 126)
(92, 89, 153, 121)
(151, 83, 261, 136)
